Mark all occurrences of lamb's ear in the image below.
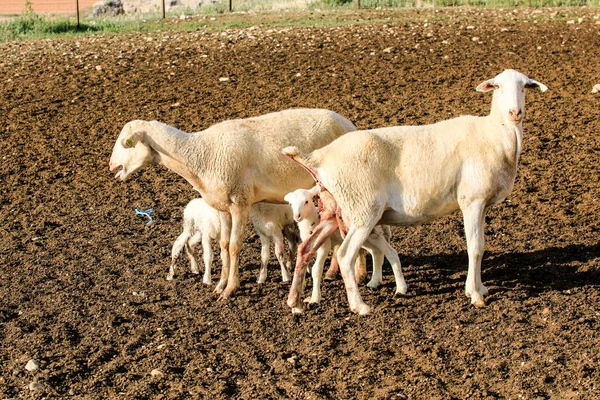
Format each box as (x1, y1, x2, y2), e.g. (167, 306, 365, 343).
(525, 79, 548, 93)
(308, 185, 320, 197)
(284, 193, 292, 203)
(476, 79, 497, 93)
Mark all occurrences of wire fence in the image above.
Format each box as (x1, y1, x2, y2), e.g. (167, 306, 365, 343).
(2, 0, 599, 23)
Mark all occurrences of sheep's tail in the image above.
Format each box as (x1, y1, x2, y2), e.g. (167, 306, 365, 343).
(281, 146, 323, 188)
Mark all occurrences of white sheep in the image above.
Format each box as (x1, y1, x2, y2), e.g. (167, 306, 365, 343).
(284, 186, 396, 312)
(168, 198, 220, 284)
(283, 69, 547, 315)
(250, 202, 299, 284)
(169, 199, 299, 285)
(109, 108, 355, 299)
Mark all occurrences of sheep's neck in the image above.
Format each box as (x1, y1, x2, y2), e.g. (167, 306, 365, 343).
(488, 95, 524, 168)
(145, 126, 205, 192)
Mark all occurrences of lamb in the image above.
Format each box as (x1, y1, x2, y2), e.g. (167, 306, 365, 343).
(168, 198, 221, 284)
(168, 198, 299, 285)
(282, 69, 547, 315)
(109, 108, 356, 299)
(284, 186, 397, 312)
(250, 202, 300, 284)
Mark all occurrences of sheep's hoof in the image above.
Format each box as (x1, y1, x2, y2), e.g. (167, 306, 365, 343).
(203, 279, 212, 286)
(166, 274, 174, 281)
(471, 298, 486, 308)
(352, 303, 371, 316)
(395, 283, 408, 296)
(304, 296, 320, 306)
(366, 280, 381, 289)
(323, 273, 337, 281)
(217, 294, 229, 302)
(291, 305, 305, 314)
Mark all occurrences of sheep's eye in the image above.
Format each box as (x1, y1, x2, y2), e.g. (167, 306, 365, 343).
(305, 201, 308, 204)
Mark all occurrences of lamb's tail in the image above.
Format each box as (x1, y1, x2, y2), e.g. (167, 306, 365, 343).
(281, 146, 321, 186)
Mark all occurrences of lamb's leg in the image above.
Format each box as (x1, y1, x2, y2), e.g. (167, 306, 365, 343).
(324, 244, 340, 280)
(354, 249, 368, 284)
(273, 230, 291, 283)
(461, 202, 487, 307)
(256, 233, 270, 284)
(283, 232, 298, 274)
(186, 231, 202, 275)
(220, 205, 250, 300)
(167, 232, 189, 281)
(201, 234, 213, 285)
(214, 212, 232, 294)
(287, 217, 339, 312)
(365, 247, 384, 289)
(307, 238, 331, 306)
(363, 234, 407, 294)
(336, 225, 376, 315)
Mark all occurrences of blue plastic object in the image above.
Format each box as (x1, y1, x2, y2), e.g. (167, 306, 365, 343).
(135, 208, 154, 225)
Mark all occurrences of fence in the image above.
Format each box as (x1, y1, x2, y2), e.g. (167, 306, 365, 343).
(2, 0, 599, 21)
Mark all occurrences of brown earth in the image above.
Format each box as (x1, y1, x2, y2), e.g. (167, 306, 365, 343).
(1, 7, 600, 400)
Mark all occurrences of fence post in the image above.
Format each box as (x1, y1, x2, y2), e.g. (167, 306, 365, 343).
(358, 0, 361, 8)
(76, 0, 80, 28)
(162, 0, 166, 18)
(229, 0, 232, 11)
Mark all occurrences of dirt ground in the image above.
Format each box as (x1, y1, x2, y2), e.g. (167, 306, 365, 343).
(1, 7, 600, 399)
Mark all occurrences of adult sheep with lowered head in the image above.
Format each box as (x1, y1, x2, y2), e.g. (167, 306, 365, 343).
(109, 108, 356, 299)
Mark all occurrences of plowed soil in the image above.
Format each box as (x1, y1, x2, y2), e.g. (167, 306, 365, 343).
(1, 7, 599, 399)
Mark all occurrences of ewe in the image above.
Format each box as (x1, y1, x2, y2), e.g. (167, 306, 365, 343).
(109, 109, 355, 299)
(283, 70, 547, 315)
(169, 198, 298, 285)
(284, 186, 397, 312)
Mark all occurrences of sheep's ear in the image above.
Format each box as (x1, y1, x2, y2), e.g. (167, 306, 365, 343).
(308, 185, 320, 197)
(284, 193, 292, 203)
(122, 127, 146, 148)
(525, 79, 548, 93)
(476, 79, 497, 93)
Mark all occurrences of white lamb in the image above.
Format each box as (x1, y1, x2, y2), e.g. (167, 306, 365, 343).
(109, 108, 355, 300)
(283, 69, 547, 315)
(284, 186, 395, 312)
(169, 199, 299, 285)
(168, 198, 220, 284)
(250, 202, 299, 284)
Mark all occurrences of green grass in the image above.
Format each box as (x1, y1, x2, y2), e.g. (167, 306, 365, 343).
(1, 0, 599, 43)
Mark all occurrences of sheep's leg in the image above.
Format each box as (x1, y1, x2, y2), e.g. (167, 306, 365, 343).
(461, 202, 487, 307)
(365, 247, 384, 289)
(256, 233, 270, 284)
(201, 234, 213, 285)
(220, 205, 250, 300)
(214, 212, 232, 294)
(306, 238, 331, 306)
(336, 225, 375, 315)
(324, 245, 340, 280)
(363, 234, 407, 294)
(186, 231, 202, 275)
(283, 233, 298, 274)
(287, 218, 339, 312)
(354, 249, 368, 284)
(167, 232, 190, 281)
(273, 231, 291, 283)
